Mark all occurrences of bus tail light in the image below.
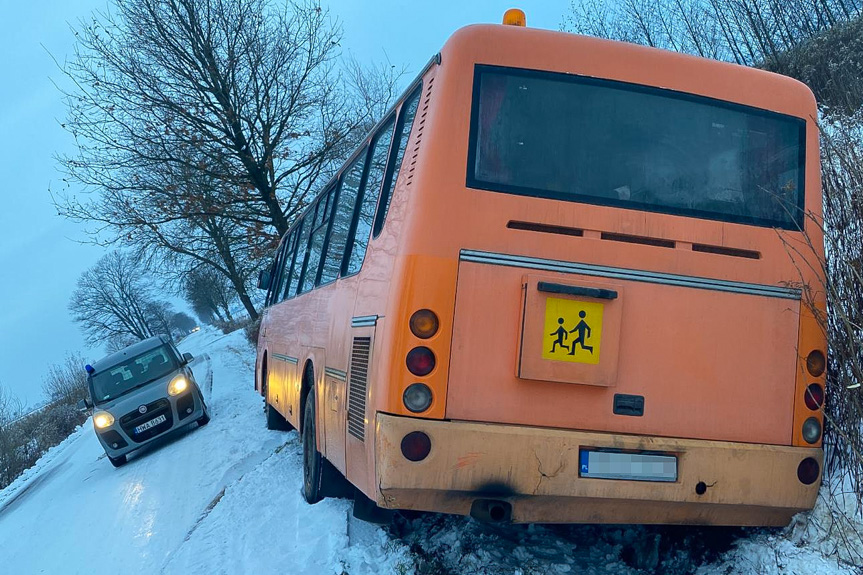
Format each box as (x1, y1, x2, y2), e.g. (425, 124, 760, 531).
(403, 383, 433, 413)
(797, 457, 820, 485)
(410, 309, 439, 339)
(406, 347, 435, 376)
(401, 431, 431, 461)
(804, 384, 824, 410)
(806, 350, 825, 377)
(801, 417, 822, 444)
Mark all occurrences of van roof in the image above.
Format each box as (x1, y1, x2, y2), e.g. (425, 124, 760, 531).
(91, 335, 170, 372)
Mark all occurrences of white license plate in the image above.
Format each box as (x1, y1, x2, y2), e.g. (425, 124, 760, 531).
(134, 414, 167, 434)
(579, 450, 677, 482)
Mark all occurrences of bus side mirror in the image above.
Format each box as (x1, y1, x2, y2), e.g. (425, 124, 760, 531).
(257, 269, 271, 290)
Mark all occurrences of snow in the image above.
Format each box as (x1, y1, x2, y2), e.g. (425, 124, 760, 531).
(0, 326, 859, 575)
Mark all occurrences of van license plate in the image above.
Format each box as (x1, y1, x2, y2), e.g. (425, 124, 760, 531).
(134, 414, 167, 434)
(579, 450, 677, 482)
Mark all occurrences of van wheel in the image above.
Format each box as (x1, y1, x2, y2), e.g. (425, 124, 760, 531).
(197, 409, 210, 427)
(302, 390, 324, 504)
(108, 454, 127, 467)
(263, 366, 293, 431)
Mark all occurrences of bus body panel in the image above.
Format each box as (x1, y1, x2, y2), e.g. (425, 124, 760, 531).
(375, 413, 821, 525)
(446, 259, 800, 445)
(257, 24, 826, 523)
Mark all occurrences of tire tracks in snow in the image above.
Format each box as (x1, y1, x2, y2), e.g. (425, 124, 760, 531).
(158, 438, 295, 572)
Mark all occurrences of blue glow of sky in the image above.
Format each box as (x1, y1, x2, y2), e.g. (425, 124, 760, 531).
(0, 1, 568, 407)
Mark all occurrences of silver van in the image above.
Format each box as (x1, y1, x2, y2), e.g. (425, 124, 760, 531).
(80, 335, 210, 467)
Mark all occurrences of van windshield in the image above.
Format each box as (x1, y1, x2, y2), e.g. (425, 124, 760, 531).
(468, 65, 806, 229)
(90, 345, 179, 404)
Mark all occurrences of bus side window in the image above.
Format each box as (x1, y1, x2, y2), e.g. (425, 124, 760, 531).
(373, 86, 422, 238)
(265, 238, 287, 307)
(345, 117, 396, 275)
(272, 229, 293, 303)
(320, 149, 367, 285)
(289, 211, 314, 298)
(278, 226, 300, 302)
(304, 185, 336, 291)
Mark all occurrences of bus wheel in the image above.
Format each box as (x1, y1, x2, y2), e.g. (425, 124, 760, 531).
(302, 390, 324, 504)
(263, 366, 293, 431)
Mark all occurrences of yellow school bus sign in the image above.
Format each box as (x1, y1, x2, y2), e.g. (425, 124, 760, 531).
(543, 297, 604, 365)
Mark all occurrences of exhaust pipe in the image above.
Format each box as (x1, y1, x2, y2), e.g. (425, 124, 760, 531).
(470, 499, 512, 523)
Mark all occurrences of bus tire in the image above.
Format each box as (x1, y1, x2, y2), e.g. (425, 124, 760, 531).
(302, 390, 324, 504)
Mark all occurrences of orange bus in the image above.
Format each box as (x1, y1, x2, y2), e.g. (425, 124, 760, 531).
(256, 15, 826, 526)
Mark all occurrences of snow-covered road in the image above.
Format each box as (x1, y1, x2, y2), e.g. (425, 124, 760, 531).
(0, 329, 409, 574)
(0, 328, 858, 575)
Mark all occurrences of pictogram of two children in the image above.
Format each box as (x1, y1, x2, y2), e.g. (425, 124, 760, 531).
(549, 311, 593, 355)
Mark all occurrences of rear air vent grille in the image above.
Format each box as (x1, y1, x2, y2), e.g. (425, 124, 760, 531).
(507, 221, 584, 237)
(406, 75, 434, 186)
(507, 220, 761, 259)
(347, 337, 372, 441)
(600, 232, 676, 249)
(692, 243, 761, 259)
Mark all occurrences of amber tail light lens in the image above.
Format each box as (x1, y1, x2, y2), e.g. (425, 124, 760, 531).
(406, 346, 435, 376)
(409, 310, 439, 339)
(804, 383, 825, 410)
(806, 350, 826, 377)
(797, 457, 820, 485)
(401, 431, 432, 461)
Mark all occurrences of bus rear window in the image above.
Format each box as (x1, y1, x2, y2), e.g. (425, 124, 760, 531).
(468, 65, 806, 230)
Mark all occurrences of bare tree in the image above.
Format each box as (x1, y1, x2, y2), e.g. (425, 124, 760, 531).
(55, 0, 403, 319)
(41, 353, 89, 405)
(69, 250, 160, 346)
(170, 312, 198, 334)
(183, 265, 237, 323)
(144, 300, 178, 339)
(564, 0, 862, 73)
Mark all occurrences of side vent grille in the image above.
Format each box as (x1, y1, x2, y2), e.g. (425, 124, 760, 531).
(406, 75, 434, 186)
(347, 337, 372, 441)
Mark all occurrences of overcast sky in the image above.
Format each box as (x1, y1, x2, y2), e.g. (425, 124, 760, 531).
(0, 0, 568, 407)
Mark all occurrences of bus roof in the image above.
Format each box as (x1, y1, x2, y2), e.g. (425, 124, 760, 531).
(439, 24, 816, 119)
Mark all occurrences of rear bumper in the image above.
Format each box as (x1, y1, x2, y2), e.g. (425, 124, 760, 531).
(374, 413, 821, 525)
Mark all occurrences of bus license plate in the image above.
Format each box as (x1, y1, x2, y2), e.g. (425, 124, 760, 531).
(134, 414, 167, 435)
(579, 450, 677, 482)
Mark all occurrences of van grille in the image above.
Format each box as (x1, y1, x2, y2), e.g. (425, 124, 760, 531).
(347, 337, 371, 441)
(119, 398, 173, 443)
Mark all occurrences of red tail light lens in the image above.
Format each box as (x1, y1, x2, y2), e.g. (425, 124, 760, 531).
(804, 383, 824, 410)
(400, 431, 431, 461)
(797, 457, 820, 485)
(410, 310, 439, 339)
(406, 347, 435, 376)
(806, 350, 825, 377)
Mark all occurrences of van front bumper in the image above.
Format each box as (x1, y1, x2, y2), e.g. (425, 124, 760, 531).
(375, 413, 821, 525)
(96, 387, 206, 458)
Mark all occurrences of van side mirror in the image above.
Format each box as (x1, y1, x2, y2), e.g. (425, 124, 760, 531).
(257, 269, 271, 290)
(183, 352, 194, 364)
(77, 398, 92, 411)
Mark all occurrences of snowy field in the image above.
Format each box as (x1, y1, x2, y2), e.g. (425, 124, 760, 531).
(0, 327, 859, 574)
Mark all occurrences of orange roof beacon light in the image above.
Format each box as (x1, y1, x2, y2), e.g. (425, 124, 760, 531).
(503, 8, 526, 27)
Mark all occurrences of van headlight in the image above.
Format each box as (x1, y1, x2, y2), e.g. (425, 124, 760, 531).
(168, 376, 189, 396)
(93, 411, 115, 429)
